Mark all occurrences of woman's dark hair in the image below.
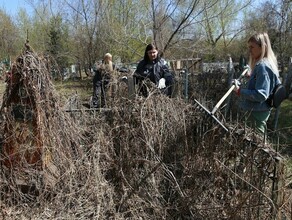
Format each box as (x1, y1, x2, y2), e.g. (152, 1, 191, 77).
(143, 43, 160, 62)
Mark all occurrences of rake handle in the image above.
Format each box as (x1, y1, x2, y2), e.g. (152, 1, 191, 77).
(211, 85, 235, 115)
(210, 68, 249, 115)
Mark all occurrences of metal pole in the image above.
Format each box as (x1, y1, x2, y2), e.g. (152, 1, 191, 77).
(224, 56, 235, 118)
(183, 68, 188, 101)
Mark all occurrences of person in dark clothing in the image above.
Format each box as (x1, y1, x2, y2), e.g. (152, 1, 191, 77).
(92, 53, 114, 108)
(134, 44, 174, 97)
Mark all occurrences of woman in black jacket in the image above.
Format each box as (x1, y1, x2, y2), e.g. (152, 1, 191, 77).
(92, 53, 114, 108)
(134, 44, 173, 97)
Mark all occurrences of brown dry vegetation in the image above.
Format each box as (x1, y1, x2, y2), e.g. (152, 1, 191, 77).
(0, 49, 291, 219)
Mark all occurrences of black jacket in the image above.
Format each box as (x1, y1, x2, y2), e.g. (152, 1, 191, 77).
(135, 58, 172, 83)
(135, 58, 173, 96)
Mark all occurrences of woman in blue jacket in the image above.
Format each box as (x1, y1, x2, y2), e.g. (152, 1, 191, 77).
(233, 32, 281, 134)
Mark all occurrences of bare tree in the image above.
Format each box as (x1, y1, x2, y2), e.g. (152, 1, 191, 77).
(100, 0, 150, 62)
(244, 0, 292, 72)
(150, 0, 202, 56)
(0, 10, 18, 59)
(61, 0, 106, 76)
(199, 0, 251, 60)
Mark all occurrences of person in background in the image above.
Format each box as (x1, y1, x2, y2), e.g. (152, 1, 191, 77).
(233, 32, 281, 134)
(134, 43, 174, 97)
(92, 53, 114, 108)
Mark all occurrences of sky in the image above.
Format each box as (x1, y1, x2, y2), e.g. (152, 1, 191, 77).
(0, 0, 33, 17)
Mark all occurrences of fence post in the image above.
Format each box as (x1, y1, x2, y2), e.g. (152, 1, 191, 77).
(183, 68, 188, 101)
(224, 56, 235, 118)
(270, 140, 285, 220)
(127, 70, 135, 100)
(284, 57, 292, 95)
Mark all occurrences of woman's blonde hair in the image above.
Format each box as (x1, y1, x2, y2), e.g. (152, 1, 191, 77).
(104, 53, 112, 60)
(248, 32, 279, 76)
(103, 53, 113, 71)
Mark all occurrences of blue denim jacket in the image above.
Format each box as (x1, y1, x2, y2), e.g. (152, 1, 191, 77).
(239, 59, 281, 112)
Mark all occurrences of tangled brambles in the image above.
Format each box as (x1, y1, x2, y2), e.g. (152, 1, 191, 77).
(0, 48, 291, 219)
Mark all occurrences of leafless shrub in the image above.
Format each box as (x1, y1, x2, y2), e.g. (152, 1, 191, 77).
(0, 48, 290, 219)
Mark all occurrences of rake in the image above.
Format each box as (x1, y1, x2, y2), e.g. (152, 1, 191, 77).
(194, 67, 250, 132)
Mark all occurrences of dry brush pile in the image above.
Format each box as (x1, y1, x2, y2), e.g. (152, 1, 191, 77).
(0, 47, 291, 219)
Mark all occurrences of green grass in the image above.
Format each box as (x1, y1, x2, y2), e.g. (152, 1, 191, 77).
(270, 100, 292, 178)
(270, 100, 292, 153)
(53, 78, 93, 103)
(278, 100, 292, 128)
(0, 77, 93, 105)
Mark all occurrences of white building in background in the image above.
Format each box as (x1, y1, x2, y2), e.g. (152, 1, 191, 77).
(70, 64, 78, 80)
(71, 64, 76, 74)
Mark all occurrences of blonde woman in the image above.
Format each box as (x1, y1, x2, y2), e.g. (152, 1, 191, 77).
(102, 53, 114, 72)
(233, 32, 281, 134)
(92, 53, 114, 108)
